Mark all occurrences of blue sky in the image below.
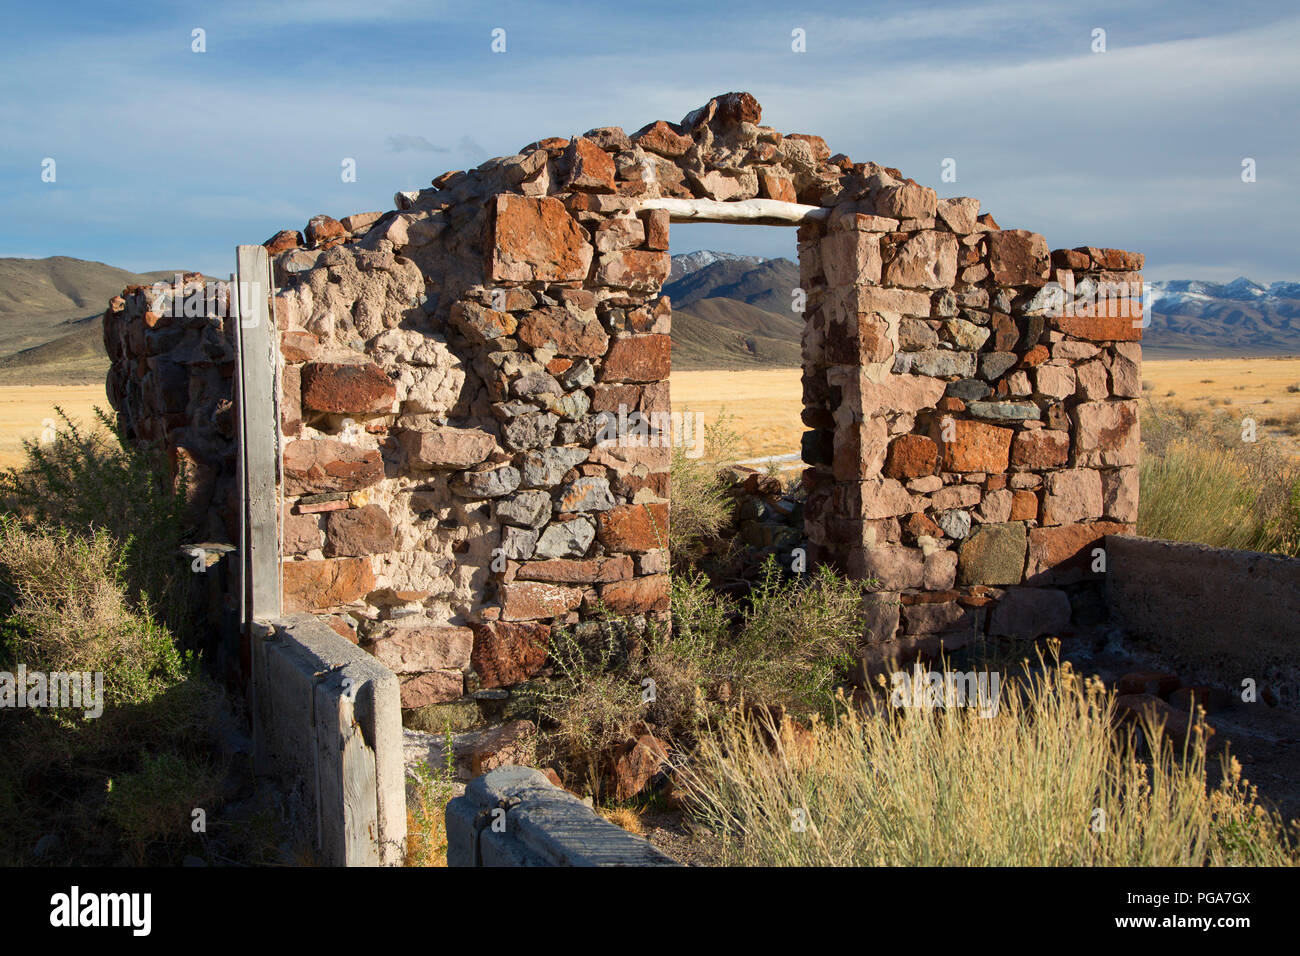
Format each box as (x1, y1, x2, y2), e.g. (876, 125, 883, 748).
(2, 0, 1297, 282)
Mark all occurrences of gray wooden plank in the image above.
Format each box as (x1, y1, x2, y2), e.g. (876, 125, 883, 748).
(235, 245, 282, 623)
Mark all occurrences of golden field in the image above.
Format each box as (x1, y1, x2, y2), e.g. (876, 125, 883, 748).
(0, 357, 1295, 472)
(0, 384, 110, 469)
(670, 368, 805, 461)
(1140, 356, 1300, 447)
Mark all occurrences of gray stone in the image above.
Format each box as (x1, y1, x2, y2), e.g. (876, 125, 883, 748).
(562, 360, 596, 389)
(956, 287, 990, 309)
(557, 476, 616, 512)
(557, 417, 602, 445)
(502, 412, 559, 451)
(937, 509, 972, 540)
(979, 351, 1018, 381)
(894, 349, 977, 378)
(445, 795, 485, 867)
(534, 516, 596, 559)
(512, 371, 563, 399)
(452, 464, 522, 498)
(501, 526, 538, 560)
(520, 447, 589, 488)
(967, 401, 1040, 421)
(497, 490, 553, 529)
(946, 378, 991, 401)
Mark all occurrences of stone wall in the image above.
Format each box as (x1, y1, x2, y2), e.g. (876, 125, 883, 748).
(104, 275, 239, 545)
(798, 199, 1143, 663)
(104, 90, 1142, 705)
(446, 766, 678, 866)
(1105, 534, 1300, 678)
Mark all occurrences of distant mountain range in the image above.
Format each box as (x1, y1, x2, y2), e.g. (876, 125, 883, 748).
(1144, 278, 1300, 357)
(667, 258, 1300, 365)
(1, 254, 1298, 384)
(0, 257, 191, 385)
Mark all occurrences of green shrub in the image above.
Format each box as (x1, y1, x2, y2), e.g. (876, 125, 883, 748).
(722, 557, 872, 717)
(536, 559, 875, 800)
(0, 517, 189, 707)
(0, 407, 195, 634)
(0, 409, 228, 865)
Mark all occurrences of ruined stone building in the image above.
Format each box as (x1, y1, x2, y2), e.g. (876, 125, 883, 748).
(103, 91, 1143, 709)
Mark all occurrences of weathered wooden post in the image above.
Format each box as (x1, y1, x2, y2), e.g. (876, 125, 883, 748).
(234, 244, 282, 627)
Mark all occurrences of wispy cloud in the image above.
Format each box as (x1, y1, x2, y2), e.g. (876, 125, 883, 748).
(1, 0, 1296, 280)
(387, 134, 448, 153)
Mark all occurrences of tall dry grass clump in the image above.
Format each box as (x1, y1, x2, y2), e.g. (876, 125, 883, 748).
(668, 411, 742, 568)
(680, 660, 1297, 866)
(1139, 399, 1300, 556)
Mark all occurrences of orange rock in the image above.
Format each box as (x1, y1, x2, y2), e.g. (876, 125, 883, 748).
(282, 557, 375, 611)
(491, 195, 593, 283)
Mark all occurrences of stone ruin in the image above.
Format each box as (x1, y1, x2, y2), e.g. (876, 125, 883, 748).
(103, 91, 1143, 710)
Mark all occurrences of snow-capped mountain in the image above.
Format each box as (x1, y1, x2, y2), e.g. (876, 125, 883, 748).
(1148, 277, 1276, 306)
(1110, 278, 1300, 357)
(667, 250, 768, 282)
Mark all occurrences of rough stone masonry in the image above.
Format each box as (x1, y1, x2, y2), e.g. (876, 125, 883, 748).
(103, 91, 1142, 707)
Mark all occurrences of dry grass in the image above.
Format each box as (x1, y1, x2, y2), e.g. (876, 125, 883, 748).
(680, 660, 1298, 866)
(600, 806, 647, 836)
(1142, 356, 1300, 452)
(1139, 399, 1300, 557)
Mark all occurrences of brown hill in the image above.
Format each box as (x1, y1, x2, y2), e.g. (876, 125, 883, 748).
(672, 298, 803, 370)
(0, 257, 195, 384)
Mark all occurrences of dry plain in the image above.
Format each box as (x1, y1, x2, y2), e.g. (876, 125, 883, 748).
(1, 357, 1297, 471)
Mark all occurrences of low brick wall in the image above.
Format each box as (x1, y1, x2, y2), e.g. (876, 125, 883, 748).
(1104, 534, 1300, 676)
(252, 614, 406, 865)
(446, 766, 678, 866)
